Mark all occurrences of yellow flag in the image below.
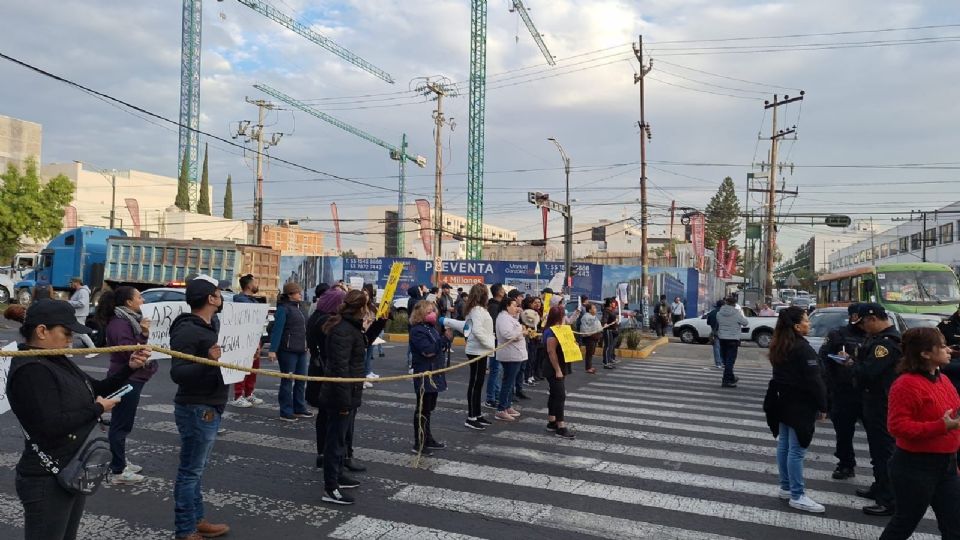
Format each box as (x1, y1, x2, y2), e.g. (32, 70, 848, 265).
(541, 292, 552, 327)
(376, 262, 405, 319)
(552, 325, 583, 363)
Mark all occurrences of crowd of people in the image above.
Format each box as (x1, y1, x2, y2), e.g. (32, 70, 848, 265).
(762, 300, 960, 539)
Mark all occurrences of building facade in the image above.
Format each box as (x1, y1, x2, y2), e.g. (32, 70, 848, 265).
(364, 205, 518, 259)
(828, 202, 960, 273)
(0, 115, 42, 172)
(250, 221, 325, 256)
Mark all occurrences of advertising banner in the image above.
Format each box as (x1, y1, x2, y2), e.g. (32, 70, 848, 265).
(716, 239, 727, 278)
(0, 342, 15, 415)
(691, 214, 706, 271)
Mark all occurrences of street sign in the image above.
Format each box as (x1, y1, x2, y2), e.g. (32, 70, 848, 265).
(534, 261, 541, 275)
(824, 215, 851, 228)
(527, 191, 570, 216)
(746, 223, 762, 240)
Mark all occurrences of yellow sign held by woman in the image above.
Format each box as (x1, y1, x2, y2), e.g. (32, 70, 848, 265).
(377, 262, 405, 318)
(552, 325, 582, 363)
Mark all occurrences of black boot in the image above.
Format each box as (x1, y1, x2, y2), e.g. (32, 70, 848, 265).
(344, 458, 366, 473)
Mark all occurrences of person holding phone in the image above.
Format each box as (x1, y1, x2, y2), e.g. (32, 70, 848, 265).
(169, 275, 231, 540)
(878, 327, 960, 539)
(7, 300, 149, 540)
(102, 286, 156, 485)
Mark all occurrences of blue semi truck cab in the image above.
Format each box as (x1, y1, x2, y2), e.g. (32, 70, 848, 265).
(15, 227, 126, 304)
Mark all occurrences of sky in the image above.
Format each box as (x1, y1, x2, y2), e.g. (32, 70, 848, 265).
(2, 0, 959, 259)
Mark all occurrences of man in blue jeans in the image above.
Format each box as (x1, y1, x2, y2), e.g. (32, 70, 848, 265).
(169, 275, 231, 540)
(484, 283, 506, 408)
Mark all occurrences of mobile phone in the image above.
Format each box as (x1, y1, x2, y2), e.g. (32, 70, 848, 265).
(106, 384, 133, 400)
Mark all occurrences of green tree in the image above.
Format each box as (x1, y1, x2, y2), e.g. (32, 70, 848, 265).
(175, 152, 191, 211)
(223, 174, 233, 219)
(197, 143, 211, 215)
(0, 158, 75, 259)
(704, 176, 742, 250)
(341, 249, 358, 258)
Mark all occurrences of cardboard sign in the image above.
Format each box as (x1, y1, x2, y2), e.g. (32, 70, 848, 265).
(0, 342, 15, 415)
(377, 262, 404, 319)
(541, 292, 552, 327)
(552, 325, 583, 363)
(349, 276, 364, 290)
(141, 302, 269, 385)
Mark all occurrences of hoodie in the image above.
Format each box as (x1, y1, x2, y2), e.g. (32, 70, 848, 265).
(715, 304, 749, 340)
(169, 312, 227, 407)
(407, 285, 423, 314)
(464, 305, 495, 355)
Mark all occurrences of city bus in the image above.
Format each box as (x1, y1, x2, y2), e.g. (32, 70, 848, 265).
(817, 262, 960, 315)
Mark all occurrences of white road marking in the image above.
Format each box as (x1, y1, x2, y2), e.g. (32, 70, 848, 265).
(329, 515, 487, 540)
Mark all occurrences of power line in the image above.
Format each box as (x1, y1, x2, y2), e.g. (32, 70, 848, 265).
(643, 24, 960, 45)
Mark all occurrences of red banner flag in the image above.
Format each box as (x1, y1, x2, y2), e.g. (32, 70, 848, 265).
(415, 199, 432, 256)
(725, 247, 739, 277)
(124, 198, 141, 237)
(330, 203, 342, 252)
(716, 239, 727, 277)
(691, 214, 706, 270)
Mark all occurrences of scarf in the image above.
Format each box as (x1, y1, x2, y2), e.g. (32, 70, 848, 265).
(114, 306, 143, 337)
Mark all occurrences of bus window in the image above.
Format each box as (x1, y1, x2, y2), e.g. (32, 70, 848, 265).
(839, 278, 851, 302)
(830, 281, 839, 302)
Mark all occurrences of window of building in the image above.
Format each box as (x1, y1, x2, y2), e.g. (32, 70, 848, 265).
(889, 240, 899, 256)
(925, 228, 937, 246)
(911, 233, 922, 251)
(941, 222, 954, 244)
(880, 244, 889, 258)
(899, 237, 909, 253)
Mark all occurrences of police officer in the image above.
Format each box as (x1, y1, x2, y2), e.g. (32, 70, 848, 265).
(818, 303, 867, 480)
(852, 303, 901, 517)
(937, 307, 960, 348)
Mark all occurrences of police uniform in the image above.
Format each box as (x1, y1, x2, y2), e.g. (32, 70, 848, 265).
(819, 315, 867, 478)
(853, 304, 901, 514)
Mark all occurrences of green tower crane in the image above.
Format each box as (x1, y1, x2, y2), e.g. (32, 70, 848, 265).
(179, 0, 394, 208)
(466, 1, 554, 259)
(254, 83, 426, 255)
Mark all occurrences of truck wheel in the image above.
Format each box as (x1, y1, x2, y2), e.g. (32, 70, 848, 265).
(678, 327, 698, 344)
(0, 285, 9, 304)
(754, 330, 773, 348)
(16, 288, 32, 305)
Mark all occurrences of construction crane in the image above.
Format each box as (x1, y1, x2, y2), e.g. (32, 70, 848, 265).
(253, 83, 426, 255)
(178, 0, 393, 207)
(465, 0, 553, 259)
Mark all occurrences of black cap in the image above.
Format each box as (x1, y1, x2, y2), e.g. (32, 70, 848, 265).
(847, 303, 860, 316)
(854, 302, 886, 322)
(186, 275, 219, 303)
(24, 300, 90, 334)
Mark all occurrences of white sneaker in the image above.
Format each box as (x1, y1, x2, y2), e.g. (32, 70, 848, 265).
(789, 494, 825, 513)
(124, 462, 142, 475)
(778, 489, 791, 500)
(229, 397, 253, 408)
(111, 471, 145, 485)
(246, 394, 264, 405)
(363, 381, 374, 389)
(366, 372, 380, 379)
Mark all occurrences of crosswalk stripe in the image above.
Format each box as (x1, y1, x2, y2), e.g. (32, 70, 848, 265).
(586, 381, 765, 404)
(566, 391, 769, 418)
(617, 362, 771, 379)
(390, 484, 744, 540)
(468, 443, 935, 520)
(488, 431, 871, 485)
(583, 382, 763, 408)
(611, 371, 766, 389)
(0, 492, 172, 539)
(329, 515, 487, 540)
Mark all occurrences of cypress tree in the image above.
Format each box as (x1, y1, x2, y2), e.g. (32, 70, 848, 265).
(174, 152, 191, 211)
(197, 143, 211, 215)
(223, 174, 233, 219)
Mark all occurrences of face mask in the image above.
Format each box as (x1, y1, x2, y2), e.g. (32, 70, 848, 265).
(251, 286, 259, 294)
(214, 296, 224, 314)
(424, 312, 438, 324)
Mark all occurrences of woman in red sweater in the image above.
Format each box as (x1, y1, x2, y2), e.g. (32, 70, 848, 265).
(880, 327, 960, 540)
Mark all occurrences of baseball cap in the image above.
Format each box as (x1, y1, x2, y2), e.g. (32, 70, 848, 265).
(847, 303, 861, 316)
(854, 302, 887, 322)
(186, 274, 220, 303)
(24, 300, 90, 334)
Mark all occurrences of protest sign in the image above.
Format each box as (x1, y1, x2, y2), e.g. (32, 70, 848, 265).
(551, 325, 583, 363)
(376, 262, 404, 319)
(0, 342, 15, 415)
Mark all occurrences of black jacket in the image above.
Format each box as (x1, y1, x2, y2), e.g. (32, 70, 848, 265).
(488, 297, 503, 321)
(854, 324, 902, 398)
(938, 314, 960, 347)
(169, 312, 227, 408)
(764, 339, 828, 448)
(7, 345, 132, 476)
(320, 316, 367, 411)
(407, 287, 423, 314)
(305, 311, 332, 407)
(819, 323, 867, 390)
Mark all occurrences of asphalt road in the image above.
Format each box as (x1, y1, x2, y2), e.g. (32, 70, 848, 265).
(0, 326, 941, 539)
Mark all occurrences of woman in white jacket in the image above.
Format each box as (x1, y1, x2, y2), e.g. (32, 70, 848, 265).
(463, 284, 495, 430)
(494, 296, 528, 422)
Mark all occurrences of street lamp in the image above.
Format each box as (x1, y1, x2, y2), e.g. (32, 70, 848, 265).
(547, 137, 572, 294)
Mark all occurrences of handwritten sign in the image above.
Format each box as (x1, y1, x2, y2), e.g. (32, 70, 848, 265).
(217, 303, 270, 385)
(540, 292, 552, 327)
(377, 262, 404, 319)
(0, 342, 15, 415)
(552, 325, 583, 363)
(141, 302, 268, 385)
(349, 276, 364, 290)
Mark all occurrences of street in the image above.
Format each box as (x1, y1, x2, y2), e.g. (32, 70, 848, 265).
(0, 327, 941, 539)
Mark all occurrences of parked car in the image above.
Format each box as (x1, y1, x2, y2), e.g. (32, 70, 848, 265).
(805, 306, 907, 352)
(899, 313, 945, 330)
(672, 306, 777, 348)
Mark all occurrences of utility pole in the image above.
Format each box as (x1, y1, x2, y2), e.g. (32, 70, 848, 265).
(762, 92, 804, 299)
(922, 210, 928, 262)
(236, 98, 280, 245)
(109, 173, 117, 230)
(421, 79, 456, 285)
(547, 139, 573, 294)
(633, 35, 653, 324)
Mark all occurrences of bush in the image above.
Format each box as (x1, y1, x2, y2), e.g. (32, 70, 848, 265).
(386, 311, 409, 334)
(623, 329, 641, 350)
